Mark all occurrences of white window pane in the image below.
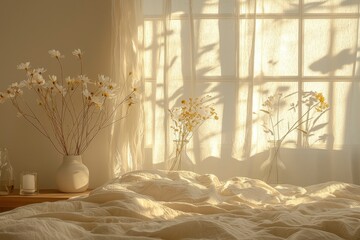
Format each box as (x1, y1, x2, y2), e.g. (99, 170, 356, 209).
(168, 20, 191, 80)
(193, 0, 235, 14)
(144, 82, 155, 147)
(144, 20, 164, 80)
(304, 19, 358, 77)
(239, 19, 254, 79)
(254, 19, 299, 77)
(143, 0, 164, 16)
(195, 19, 236, 77)
(171, 0, 188, 14)
(239, 0, 299, 14)
(304, 0, 359, 14)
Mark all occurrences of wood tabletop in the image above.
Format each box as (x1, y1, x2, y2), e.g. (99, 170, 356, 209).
(0, 189, 91, 211)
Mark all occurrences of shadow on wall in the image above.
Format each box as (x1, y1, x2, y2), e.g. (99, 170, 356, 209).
(285, 0, 360, 14)
(309, 48, 359, 74)
(341, 0, 360, 6)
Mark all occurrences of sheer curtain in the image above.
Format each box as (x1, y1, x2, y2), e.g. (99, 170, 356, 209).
(114, 0, 360, 186)
(110, 0, 144, 178)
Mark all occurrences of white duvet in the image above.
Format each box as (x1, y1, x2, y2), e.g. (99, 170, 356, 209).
(0, 170, 359, 239)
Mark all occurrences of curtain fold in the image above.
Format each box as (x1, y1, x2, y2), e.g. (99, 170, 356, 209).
(110, 0, 144, 178)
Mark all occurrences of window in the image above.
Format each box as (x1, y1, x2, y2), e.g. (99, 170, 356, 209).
(142, 0, 360, 180)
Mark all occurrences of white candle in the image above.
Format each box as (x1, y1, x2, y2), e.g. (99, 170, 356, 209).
(22, 174, 35, 193)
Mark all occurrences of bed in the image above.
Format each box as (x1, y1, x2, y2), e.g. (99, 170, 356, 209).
(0, 170, 359, 239)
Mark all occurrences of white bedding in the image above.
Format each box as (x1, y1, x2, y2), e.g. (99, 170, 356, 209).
(0, 170, 359, 239)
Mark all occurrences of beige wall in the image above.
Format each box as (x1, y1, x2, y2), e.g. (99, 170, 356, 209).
(0, 0, 112, 189)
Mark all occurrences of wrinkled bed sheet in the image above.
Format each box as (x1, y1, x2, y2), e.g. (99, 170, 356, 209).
(0, 170, 359, 239)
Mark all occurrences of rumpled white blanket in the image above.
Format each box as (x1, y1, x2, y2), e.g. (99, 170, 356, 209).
(0, 170, 359, 239)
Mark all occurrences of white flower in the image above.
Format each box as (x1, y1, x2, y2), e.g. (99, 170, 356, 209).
(35, 68, 47, 75)
(83, 89, 93, 100)
(17, 62, 31, 70)
(77, 75, 90, 84)
(49, 75, 57, 84)
(27, 68, 46, 78)
(41, 75, 57, 90)
(83, 89, 104, 108)
(65, 76, 79, 90)
(7, 83, 23, 98)
(48, 49, 64, 59)
(66, 76, 75, 85)
(101, 87, 115, 98)
(97, 75, 111, 87)
(32, 73, 46, 86)
(10, 82, 20, 89)
(105, 82, 116, 90)
(19, 80, 29, 88)
(55, 84, 66, 96)
(72, 49, 83, 59)
(91, 96, 105, 109)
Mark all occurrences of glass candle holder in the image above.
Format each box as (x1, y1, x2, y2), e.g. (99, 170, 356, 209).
(20, 171, 38, 195)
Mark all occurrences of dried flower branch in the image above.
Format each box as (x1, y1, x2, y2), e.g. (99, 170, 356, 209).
(259, 91, 329, 182)
(260, 91, 329, 145)
(168, 95, 218, 170)
(0, 49, 137, 156)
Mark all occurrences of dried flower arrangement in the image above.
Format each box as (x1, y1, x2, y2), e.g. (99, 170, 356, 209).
(0, 49, 137, 156)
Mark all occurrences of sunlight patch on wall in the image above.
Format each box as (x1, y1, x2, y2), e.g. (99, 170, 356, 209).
(254, 19, 299, 77)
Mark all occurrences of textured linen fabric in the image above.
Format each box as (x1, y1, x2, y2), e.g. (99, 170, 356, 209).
(0, 170, 359, 239)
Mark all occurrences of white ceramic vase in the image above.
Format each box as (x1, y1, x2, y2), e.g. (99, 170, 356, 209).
(56, 155, 89, 193)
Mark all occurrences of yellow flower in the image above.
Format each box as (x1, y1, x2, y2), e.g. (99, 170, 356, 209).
(315, 93, 322, 101)
(169, 95, 218, 142)
(314, 92, 329, 112)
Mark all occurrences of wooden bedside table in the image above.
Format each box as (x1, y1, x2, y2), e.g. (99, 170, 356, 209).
(0, 189, 91, 212)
